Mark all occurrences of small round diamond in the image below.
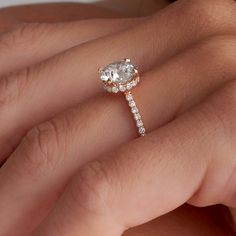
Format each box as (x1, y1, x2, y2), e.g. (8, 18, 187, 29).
(126, 83, 132, 90)
(139, 127, 146, 135)
(134, 113, 141, 120)
(119, 85, 126, 92)
(129, 101, 136, 107)
(136, 120, 143, 127)
(131, 107, 138, 113)
(126, 93, 133, 101)
(112, 87, 119, 93)
(105, 86, 112, 92)
(131, 80, 137, 87)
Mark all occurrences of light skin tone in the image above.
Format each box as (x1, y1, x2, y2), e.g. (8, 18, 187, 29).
(0, 2, 124, 32)
(0, 0, 235, 235)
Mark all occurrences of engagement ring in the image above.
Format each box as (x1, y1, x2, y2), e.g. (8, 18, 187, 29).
(99, 59, 146, 136)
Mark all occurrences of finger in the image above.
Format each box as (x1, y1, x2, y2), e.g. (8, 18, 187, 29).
(0, 0, 235, 160)
(0, 18, 139, 75)
(1, 34, 236, 235)
(33, 79, 236, 236)
(0, 2, 123, 32)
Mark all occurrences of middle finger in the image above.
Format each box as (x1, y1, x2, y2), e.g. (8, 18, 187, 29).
(0, 18, 140, 76)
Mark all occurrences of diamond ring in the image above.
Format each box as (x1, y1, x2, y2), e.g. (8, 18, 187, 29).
(99, 59, 146, 136)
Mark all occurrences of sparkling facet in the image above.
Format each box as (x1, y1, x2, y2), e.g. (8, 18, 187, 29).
(112, 87, 119, 93)
(131, 80, 137, 87)
(131, 107, 138, 113)
(100, 60, 136, 84)
(126, 93, 133, 101)
(139, 127, 146, 134)
(126, 83, 132, 90)
(134, 113, 141, 120)
(129, 101, 136, 107)
(137, 120, 143, 127)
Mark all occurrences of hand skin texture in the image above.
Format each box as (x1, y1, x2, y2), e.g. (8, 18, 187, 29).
(0, 0, 235, 235)
(0, 2, 124, 33)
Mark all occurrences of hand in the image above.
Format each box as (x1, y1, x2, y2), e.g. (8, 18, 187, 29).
(0, 0, 235, 235)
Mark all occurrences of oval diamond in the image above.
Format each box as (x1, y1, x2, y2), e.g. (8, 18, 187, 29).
(100, 59, 136, 84)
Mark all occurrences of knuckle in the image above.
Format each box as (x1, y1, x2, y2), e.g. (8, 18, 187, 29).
(0, 23, 53, 51)
(19, 120, 65, 177)
(189, 164, 236, 208)
(221, 81, 236, 105)
(197, 35, 236, 74)
(215, 83, 236, 141)
(189, 99, 233, 159)
(196, 81, 236, 153)
(188, 82, 236, 207)
(70, 160, 112, 215)
(209, 81, 236, 122)
(200, 100, 230, 141)
(181, 0, 234, 33)
(0, 67, 32, 107)
(0, 76, 12, 108)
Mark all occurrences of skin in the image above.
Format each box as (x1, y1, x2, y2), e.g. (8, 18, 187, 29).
(0, 3, 124, 32)
(0, 0, 235, 235)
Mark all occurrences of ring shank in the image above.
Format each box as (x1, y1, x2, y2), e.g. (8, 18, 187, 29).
(125, 91, 146, 136)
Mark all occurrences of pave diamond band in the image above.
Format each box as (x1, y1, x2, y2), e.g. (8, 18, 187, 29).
(99, 59, 146, 137)
(125, 91, 146, 136)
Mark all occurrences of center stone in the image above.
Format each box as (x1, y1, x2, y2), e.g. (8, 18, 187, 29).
(100, 60, 136, 84)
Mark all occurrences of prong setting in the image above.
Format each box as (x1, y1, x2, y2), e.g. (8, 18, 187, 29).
(99, 59, 138, 92)
(98, 67, 103, 73)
